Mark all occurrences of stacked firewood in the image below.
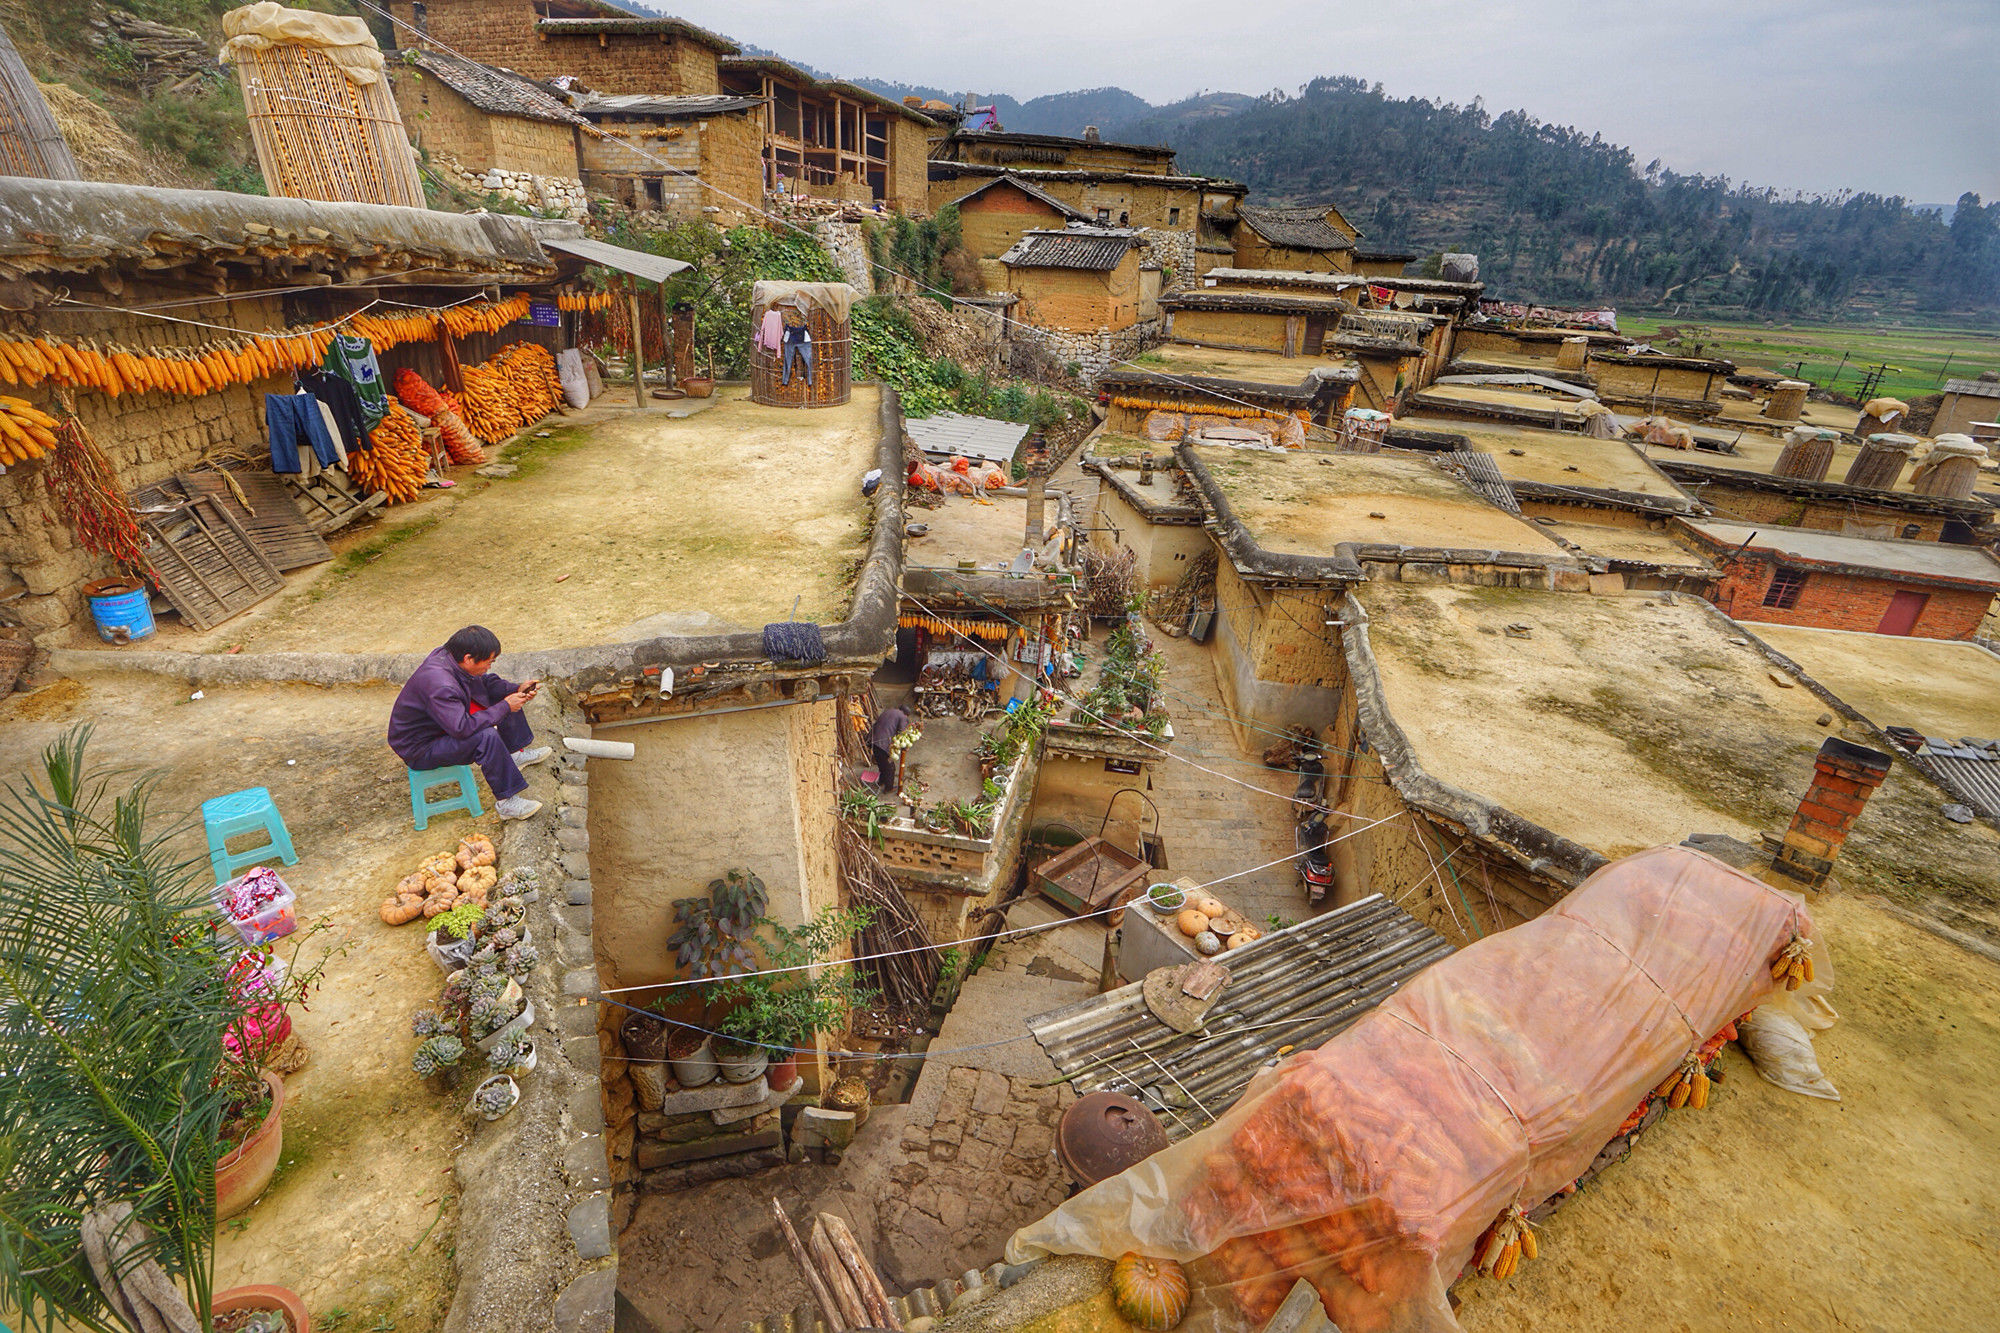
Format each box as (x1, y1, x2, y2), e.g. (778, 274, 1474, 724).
(88, 11, 218, 92)
(772, 1201, 903, 1332)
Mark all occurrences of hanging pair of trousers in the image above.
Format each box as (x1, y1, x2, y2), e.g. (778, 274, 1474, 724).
(265, 393, 341, 474)
(780, 335, 814, 386)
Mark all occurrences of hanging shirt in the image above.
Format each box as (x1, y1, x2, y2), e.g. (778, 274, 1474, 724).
(297, 366, 370, 454)
(322, 333, 389, 433)
(757, 307, 784, 353)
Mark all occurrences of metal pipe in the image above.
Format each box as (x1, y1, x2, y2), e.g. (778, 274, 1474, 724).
(591, 691, 819, 730)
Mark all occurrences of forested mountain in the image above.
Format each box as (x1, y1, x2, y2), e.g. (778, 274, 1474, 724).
(1109, 78, 2000, 319)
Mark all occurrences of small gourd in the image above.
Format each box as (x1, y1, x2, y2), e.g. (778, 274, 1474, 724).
(1192, 895, 1226, 920)
(1175, 909, 1209, 939)
(1193, 930, 1223, 957)
(1225, 927, 1261, 950)
(1111, 1252, 1189, 1331)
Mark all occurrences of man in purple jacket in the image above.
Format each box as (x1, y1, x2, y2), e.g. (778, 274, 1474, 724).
(388, 626, 551, 819)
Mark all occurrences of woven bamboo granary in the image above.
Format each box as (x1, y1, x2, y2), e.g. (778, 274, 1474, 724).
(749, 281, 855, 409)
(223, 5, 425, 209)
(0, 22, 81, 180)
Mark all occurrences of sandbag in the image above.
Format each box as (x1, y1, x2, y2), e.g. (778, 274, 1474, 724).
(557, 348, 591, 409)
(1737, 1008, 1839, 1101)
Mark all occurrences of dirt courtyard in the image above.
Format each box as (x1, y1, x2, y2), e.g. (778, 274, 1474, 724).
(0, 671, 561, 1331)
(1456, 892, 2000, 1332)
(210, 387, 880, 655)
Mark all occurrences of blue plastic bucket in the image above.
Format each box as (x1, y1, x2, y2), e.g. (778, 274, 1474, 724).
(84, 578, 155, 644)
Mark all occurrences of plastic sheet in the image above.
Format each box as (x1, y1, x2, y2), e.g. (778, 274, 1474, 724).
(218, 2, 386, 86)
(1143, 410, 1186, 443)
(1008, 845, 1813, 1333)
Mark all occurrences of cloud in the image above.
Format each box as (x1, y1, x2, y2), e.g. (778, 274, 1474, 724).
(652, 0, 1997, 200)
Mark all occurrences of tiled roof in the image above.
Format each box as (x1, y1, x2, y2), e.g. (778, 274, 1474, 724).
(1353, 244, 1417, 262)
(999, 226, 1139, 272)
(951, 174, 1087, 222)
(1944, 377, 2000, 399)
(398, 49, 587, 127)
(1026, 895, 1451, 1139)
(533, 15, 739, 52)
(1237, 204, 1355, 251)
(576, 92, 764, 119)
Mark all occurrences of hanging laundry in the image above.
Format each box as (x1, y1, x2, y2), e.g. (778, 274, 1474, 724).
(780, 317, 814, 386)
(322, 332, 390, 431)
(297, 365, 369, 454)
(756, 305, 784, 354)
(265, 393, 342, 474)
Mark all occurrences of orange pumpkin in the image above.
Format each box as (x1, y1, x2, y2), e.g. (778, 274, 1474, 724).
(1111, 1253, 1189, 1331)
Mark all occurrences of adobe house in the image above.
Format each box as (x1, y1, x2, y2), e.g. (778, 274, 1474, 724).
(1161, 289, 1349, 356)
(388, 47, 588, 214)
(1081, 435, 1211, 591)
(1450, 324, 1630, 376)
(1679, 520, 2000, 639)
(1351, 243, 1418, 278)
(383, 0, 738, 92)
(950, 174, 1088, 287)
(1933, 373, 2000, 438)
(999, 227, 1153, 334)
(932, 126, 1178, 176)
(1230, 203, 1363, 273)
(1648, 455, 1993, 545)
(718, 56, 934, 212)
(1585, 349, 1735, 419)
(572, 91, 766, 222)
(1096, 343, 1359, 434)
(1333, 309, 1452, 410)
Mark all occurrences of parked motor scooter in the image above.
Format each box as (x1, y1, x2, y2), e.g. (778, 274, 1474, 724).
(1297, 808, 1334, 905)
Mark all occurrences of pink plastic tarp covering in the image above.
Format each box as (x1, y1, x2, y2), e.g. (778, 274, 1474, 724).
(1007, 845, 1812, 1333)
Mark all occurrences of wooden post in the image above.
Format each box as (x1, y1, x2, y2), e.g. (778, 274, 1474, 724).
(660, 286, 677, 389)
(772, 1200, 847, 1332)
(809, 1218, 870, 1328)
(628, 282, 647, 408)
(819, 1213, 902, 1330)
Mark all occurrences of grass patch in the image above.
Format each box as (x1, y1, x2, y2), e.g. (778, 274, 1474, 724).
(327, 514, 444, 581)
(1619, 315, 1998, 402)
(496, 425, 592, 482)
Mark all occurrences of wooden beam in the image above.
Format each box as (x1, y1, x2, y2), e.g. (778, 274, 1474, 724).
(628, 282, 647, 408)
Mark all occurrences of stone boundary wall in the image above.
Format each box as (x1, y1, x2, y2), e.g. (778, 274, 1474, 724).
(814, 219, 876, 296)
(436, 151, 587, 219)
(1016, 320, 1162, 389)
(444, 684, 616, 1333)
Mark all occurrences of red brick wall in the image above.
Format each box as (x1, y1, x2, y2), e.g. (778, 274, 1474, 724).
(1713, 557, 1996, 639)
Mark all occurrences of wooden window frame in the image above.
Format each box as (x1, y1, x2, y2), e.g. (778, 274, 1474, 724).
(1762, 566, 1807, 609)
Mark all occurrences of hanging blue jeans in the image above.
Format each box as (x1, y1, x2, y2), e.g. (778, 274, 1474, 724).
(265, 393, 341, 474)
(780, 334, 814, 386)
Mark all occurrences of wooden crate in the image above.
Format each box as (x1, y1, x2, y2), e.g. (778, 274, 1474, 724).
(1033, 837, 1150, 918)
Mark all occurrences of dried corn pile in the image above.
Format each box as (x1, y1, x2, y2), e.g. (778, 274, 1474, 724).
(348, 403, 429, 503)
(457, 362, 524, 445)
(489, 342, 562, 422)
(1009, 845, 1815, 1333)
(440, 294, 531, 339)
(0, 396, 60, 463)
(392, 368, 484, 465)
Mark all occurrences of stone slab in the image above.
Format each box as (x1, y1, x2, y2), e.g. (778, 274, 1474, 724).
(646, 1075, 768, 1118)
(635, 1125, 781, 1171)
(554, 1267, 616, 1333)
(711, 1075, 802, 1125)
(568, 1195, 613, 1261)
(565, 1135, 611, 1191)
(795, 1106, 857, 1152)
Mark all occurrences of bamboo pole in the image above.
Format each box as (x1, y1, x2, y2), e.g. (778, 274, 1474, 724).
(819, 1213, 902, 1331)
(809, 1217, 870, 1329)
(772, 1200, 847, 1332)
(628, 282, 647, 408)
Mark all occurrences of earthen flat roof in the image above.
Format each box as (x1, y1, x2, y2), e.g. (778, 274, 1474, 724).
(1683, 521, 2000, 586)
(1195, 446, 1567, 556)
(1354, 584, 2000, 890)
(905, 490, 1056, 571)
(1423, 422, 1690, 502)
(1750, 625, 2000, 742)
(1119, 341, 1354, 388)
(1537, 519, 1715, 569)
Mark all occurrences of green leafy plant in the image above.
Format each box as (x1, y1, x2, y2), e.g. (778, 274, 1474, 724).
(0, 727, 330, 1331)
(667, 868, 769, 981)
(433, 902, 486, 941)
(839, 786, 895, 841)
(712, 906, 878, 1055)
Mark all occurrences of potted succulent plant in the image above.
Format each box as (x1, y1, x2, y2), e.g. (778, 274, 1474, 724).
(412, 1026, 469, 1092)
(0, 729, 322, 1331)
(470, 1074, 521, 1121)
(487, 1033, 537, 1078)
(427, 900, 487, 972)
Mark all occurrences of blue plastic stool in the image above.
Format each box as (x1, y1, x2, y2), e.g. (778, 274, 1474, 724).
(408, 765, 484, 831)
(202, 787, 299, 886)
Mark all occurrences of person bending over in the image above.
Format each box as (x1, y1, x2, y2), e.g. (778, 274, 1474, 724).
(867, 705, 918, 794)
(388, 625, 551, 819)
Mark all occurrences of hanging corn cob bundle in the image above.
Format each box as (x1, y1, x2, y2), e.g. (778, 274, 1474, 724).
(347, 402, 430, 503)
(1771, 933, 1814, 991)
(556, 291, 614, 313)
(489, 342, 562, 422)
(439, 294, 533, 340)
(352, 309, 441, 349)
(0, 326, 339, 397)
(457, 362, 525, 444)
(0, 395, 60, 463)
(1472, 1205, 1538, 1282)
(392, 368, 484, 465)
(38, 393, 149, 572)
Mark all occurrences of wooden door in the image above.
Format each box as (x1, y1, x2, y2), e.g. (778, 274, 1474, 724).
(1876, 590, 1929, 636)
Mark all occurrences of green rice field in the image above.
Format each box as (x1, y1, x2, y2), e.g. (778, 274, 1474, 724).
(1617, 316, 1998, 403)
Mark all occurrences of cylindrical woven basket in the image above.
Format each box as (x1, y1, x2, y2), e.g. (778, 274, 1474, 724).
(234, 44, 424, 208)
(749, 300, 852, 409)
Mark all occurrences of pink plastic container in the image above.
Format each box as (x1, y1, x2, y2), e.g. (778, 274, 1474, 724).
(215, 873, 297, 945)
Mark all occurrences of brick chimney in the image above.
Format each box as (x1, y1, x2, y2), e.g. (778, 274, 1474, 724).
(1771, 737, 1894, 887)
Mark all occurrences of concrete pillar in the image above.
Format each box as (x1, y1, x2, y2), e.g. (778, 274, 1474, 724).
(1771, 738, 1893, 888)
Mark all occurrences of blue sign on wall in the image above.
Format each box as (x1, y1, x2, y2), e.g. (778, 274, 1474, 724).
(524, 301, 561, 327)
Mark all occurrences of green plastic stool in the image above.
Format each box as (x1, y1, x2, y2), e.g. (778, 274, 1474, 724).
(202, 786, 298, 886)
(408, 765, 483, 831)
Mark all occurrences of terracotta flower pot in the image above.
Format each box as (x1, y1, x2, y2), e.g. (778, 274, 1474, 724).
(680, 376, 715, 399)
(766, 1052, 800, 1092)
(211, 1283, 312, 1332)
(215, 1071, 286, 1221)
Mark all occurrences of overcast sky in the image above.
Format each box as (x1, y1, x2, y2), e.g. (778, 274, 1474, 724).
(656, 0, 1996, 204)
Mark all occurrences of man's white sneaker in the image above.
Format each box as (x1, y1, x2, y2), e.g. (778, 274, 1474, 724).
(496, 795, 543, 820)
(513, 745, 553, 768)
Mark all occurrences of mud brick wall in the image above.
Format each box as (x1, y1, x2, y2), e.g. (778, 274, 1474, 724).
(390, 0, 723, 93)
(954, 185, 1069, 261)
(1168, 307, 1292, 352)
(392, 69, 580, 180)
(1677, 478, 1951, 542)
(888, 118, 932, 215)
(1712, 558, 1995, 640)
(0, 292, 287, 641)
(700, 111, 766, 221)
(1587, 359, 1719, 407)
(1234, 235, 1351, 274)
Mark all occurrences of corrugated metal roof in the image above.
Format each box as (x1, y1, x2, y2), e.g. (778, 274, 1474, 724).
(577, 92, 764, 119)
(539, 236, 691, 284)
(397, 49, 587, 126)
(1237, 205, 1356, 252)
(999, 227, 1138, 272)
(905, 411, 1033, 465)
(1884, 728, 2000, 817)
(1027, 895, 1451, 1139)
